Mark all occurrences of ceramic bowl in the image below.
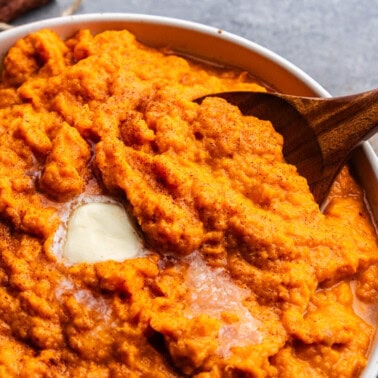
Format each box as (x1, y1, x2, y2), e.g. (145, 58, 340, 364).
(0, 13, 376, 377)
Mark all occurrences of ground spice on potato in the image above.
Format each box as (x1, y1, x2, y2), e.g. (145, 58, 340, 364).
(0, 28, 377, 377)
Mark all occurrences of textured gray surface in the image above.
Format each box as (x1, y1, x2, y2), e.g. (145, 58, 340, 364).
(14, 0, 378, 97)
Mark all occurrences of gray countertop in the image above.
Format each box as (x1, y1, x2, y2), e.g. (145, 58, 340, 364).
(14, 0, 378, 97)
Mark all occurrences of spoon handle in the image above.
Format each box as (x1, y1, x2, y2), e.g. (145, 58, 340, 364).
(195, 88, 378, 204)
(282, 88, 378, 163)
(278, 89, 378, 201)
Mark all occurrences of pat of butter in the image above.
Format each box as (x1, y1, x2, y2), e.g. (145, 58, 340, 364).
(63, 202, 141, 264)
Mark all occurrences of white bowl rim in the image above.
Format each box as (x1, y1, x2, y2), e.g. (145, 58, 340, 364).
(2, 13, 332, 98)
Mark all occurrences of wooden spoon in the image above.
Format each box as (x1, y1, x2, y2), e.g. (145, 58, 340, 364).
(196, 89, 378, 204)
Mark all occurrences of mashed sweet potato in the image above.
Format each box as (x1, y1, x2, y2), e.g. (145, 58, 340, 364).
(0, 28, 377, 377)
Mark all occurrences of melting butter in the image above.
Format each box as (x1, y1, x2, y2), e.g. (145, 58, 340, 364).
(63, 202, 141, 264)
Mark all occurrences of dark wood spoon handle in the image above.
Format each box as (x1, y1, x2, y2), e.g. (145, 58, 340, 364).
(282, 89, 378, 162)
(197, 89, 378, 204)
(277, 89, 378, 202)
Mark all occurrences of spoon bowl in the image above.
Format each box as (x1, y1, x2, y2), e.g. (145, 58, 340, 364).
(196, 89, 378, 204)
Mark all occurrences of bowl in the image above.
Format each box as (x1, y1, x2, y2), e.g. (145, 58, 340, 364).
(0, 13, 377, 377)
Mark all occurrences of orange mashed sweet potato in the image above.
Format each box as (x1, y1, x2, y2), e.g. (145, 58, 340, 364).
(0, 28, 377, 378)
